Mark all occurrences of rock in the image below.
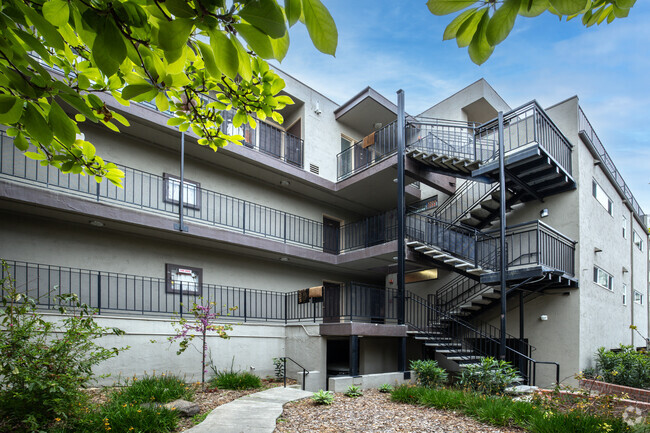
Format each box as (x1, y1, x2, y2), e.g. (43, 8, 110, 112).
(164, 399, 200, 417)
(505, 385, 538, 395)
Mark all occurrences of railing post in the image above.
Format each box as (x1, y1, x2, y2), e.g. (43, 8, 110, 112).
(179, 283, 183, 319)
(97, 272, 101, 314)
(242, 202, 246, 234)
(283, 212, 287, 243)
(244, 288, 247, 322)
(283, 358, 287, 388)
(497, 111, 508, 361)
(96, 181, 100, 202)
(284, 293, 288, 324)
(533, 105, 538, 144)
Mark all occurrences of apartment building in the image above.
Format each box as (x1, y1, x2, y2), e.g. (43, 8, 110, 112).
(0, 70, 647, 390)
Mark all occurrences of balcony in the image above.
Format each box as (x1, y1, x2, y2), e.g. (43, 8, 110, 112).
(578, 106, 645, 224)
(336, 121, 398, 180)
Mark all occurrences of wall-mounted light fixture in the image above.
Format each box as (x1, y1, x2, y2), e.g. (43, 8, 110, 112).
(540, 208, 549, 218)
(373, 122, 383, 130)
(279, 180, 291, 186)
(279, 257, 289, 262)
(540, 315, 548, 321)
(89, 220, 104, 227)
(314, 101, 322, 115)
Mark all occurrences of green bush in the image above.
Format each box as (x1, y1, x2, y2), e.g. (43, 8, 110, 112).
(344, 385, 363, 397)
(410, 359, 448, 388)
(595, 345, 650, 389)
(210, 370, 262, 390)
(311, 389, 334, 405)
(458, 357, 522, 395)
(272, 357, 285, 381)
(525, 410, 630, 433)
(390, 384, 427, 404)
(63, 400, 179, 433)
(0, 265, 127, 432)
(111, 373, 193, 405)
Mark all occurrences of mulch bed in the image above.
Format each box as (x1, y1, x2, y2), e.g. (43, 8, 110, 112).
(274, 389, 526, 433)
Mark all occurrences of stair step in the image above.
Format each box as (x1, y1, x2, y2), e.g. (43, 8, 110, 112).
(447, 355, 481, 362)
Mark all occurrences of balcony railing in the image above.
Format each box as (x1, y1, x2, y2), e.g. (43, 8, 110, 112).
(0, 132, 322, 250)
(336, 121, 398, 180)
(578, 106, 645, 221)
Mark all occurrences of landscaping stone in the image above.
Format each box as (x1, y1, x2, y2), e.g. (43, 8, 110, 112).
(505, 385, 538, 395)
(164, 399, 200, 417)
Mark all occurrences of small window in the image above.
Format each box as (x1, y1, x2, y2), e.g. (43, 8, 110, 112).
(166, 263, 202, 295)
(634, 290, 644, 305)
(623, 283, 627, 305)
(593, 266, 613, 291)
(592, 179, 612, 215)
(622, 215, 627, 239)
(633, 231, 644, 251)
(164, 173, 201, 210)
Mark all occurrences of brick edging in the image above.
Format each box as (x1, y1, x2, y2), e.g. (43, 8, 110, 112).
(579, 379, 650, 406)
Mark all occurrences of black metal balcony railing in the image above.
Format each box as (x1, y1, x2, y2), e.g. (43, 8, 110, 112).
(433, 180, 497, 224)
(578, 106, 645, 221)
(432, 274, 488, 317)
(336, 121, 399, 181)
(340, 210, 398, 253)
(407, 118, 494, 161)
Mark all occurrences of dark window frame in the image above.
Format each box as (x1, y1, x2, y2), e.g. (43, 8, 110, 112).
(163, 173, 201, 210)
(165, 263, 203, 295)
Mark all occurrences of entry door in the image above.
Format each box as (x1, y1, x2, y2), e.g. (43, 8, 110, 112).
(323, 282, 341, 323)
(323, 217, 340, 254)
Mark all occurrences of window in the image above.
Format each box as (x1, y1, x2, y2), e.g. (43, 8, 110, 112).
(163, 174, 201, 210)
(593, 266, 613, 291)
(592, 179, 612, 215)
(623, 283, 627, 305)
(633, 231, 644, 251)
(166, 264, 202, 294)
(340, 135, 354, 174)
(634, 290, 644, 305)
(622, 215, 627, 239)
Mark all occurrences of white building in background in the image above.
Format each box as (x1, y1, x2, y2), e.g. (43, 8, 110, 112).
(0, 69, 647, 389)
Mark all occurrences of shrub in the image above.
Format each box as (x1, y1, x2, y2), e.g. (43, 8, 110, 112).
(378, 383, 393, 393)
(410, 359, 448, 388)
(0, 264, 127, 432)
(210, 370, 262, 390)
(344, 385, 363, 397)
(71, 400, 179, 433)
(390, 384, 427, 404)
(312, 389, 334, 405)
(458, 357, 522, 395)
(595, 345, 650, 389)
(111, 373, 194, 405)
(272, 357, 285, 381)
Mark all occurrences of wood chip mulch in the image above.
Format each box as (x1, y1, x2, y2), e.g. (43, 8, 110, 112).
(274, 389, 526, 433)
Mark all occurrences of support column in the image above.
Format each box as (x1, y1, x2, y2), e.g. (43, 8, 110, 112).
(396, 90, 407, 373)
(175, 131, 188, 232)
(349, 335, 360, 377)
(498, 111, 507, 360)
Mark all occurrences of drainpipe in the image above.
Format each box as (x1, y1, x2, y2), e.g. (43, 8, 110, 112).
(498, 112, 507, 360)
(397, 90, 406, 373)
(175, 131, 188, 232)
(630, 210, 635, 345)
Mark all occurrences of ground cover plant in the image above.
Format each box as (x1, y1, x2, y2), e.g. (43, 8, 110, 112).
(110, 373, 194, 405)
(209, 369, 262, 390)
(391, 385, 633, 433)
(458, 357, 522, 395)
(311, 389, 335, 405)
(344, 385, 363, 398)
(592, 345, 650, 389)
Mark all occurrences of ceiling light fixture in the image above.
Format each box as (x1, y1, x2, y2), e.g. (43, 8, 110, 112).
(89, 220, 104, 227)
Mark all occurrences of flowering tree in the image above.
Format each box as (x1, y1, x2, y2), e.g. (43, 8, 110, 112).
(169, 301, 235, 387)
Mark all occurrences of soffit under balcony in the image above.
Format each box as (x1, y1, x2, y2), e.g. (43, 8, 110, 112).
(334, 87, 398, 136)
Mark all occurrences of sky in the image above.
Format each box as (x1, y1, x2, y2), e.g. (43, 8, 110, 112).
(270, 1, 650, 217)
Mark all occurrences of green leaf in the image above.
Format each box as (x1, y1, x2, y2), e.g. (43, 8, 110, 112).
(233, 23, 275, 59)
(209, 30, 239, 79)
(92, 20, 126, 76)
(59, 93, 97, 122)
(519, 0, 549, 17)
(24, 151, 47, 160)
(155, 93, 170, 112)
(121, 84, 157, 101)
(443, 8, 477, 41)
(239, 0, 287, 39)
(612, 4, 630, 18)
(197, 40, 221, 78)
(0, 94, 24, 124)
(548, 0, 588, 15)
(427, 0, 477, 16)
(42, 0, 70, 27)
(487, 0, 521, 46)
(48, 101, 77, 146)
(270, 30, 290, 61)
(157, 18, 194, 52)
(16, 2, 65, 50)
(164, 0, 197, 18)
(615, 0, 636, 9)
(82, 141, 96, 159)
(468, 10, 494, 65)
(15, 133, 29, 151)
(22, 103, 53, 145)
(231, 36, 253, 81)
(302, 0, 338, 55)
(456, 9, 483, 48)
(285, 0, 302, 27)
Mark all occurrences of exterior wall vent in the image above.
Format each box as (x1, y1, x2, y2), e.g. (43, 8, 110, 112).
(309, 164, 319, 175)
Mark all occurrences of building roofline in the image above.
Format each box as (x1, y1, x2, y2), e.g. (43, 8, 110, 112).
(334, 86, 398, 118)
(418, 78, 510, 117)
(270, 63, 341, 107)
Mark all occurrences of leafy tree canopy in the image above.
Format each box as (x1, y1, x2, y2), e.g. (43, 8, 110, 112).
(0, 0, 337, 186)
(427, 0, 637, 64)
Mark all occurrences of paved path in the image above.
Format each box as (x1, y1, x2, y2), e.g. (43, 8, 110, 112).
(186, 387, 313, 433)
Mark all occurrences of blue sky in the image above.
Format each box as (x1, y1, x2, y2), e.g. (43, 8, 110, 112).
(271, 1, 650, 217)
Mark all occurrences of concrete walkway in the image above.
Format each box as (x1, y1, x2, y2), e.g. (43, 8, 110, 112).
(186, 387, 313, 433)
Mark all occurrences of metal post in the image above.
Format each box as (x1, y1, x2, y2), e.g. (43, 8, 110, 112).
(350, 335, 360, 376)
(498, 111, 507, 360)
(283, 358, 287, 388)
(519, 290, 526, 382)
(97, 272, 101, 314)
(179, 283, 183, 319)
(175, 132, 188, 232)
(243, 288, 247, 322)
(397, 90, 407, 373)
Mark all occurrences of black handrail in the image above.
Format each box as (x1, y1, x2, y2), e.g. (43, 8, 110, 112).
(278, 357, 309, 391)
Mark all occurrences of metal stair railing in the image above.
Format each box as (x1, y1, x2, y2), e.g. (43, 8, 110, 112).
(406, 213, 500, 272)
(433, 180, 498, 225)
(406, 291, 558, 386)
(278, 357, 309, 390)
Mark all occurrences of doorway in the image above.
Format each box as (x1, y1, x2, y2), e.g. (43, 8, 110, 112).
(323, 216, 341, 254)
(323, 282, 341, 323)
